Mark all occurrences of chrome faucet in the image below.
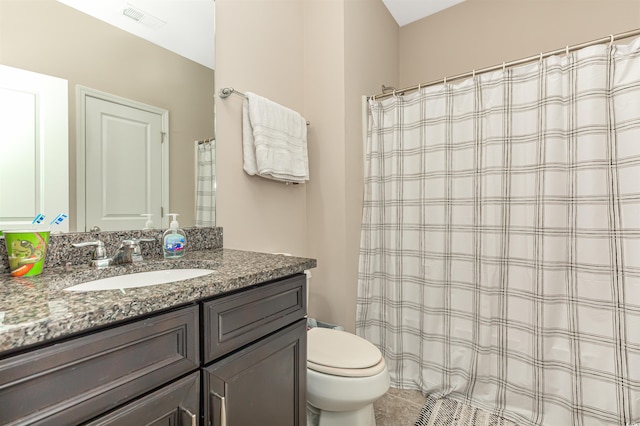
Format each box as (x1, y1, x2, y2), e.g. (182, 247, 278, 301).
(112, 237, 156, 265)
(73, 237, 156, 267)
(72, 240, 111, 268)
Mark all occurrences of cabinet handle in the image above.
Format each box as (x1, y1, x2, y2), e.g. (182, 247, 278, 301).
(212, 391, 227, 426)
(181, 406, 197, 426)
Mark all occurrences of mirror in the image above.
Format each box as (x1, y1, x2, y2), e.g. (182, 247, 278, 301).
(0, 0, 215, 232)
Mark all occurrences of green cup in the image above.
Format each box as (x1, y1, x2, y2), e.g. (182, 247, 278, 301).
(4, 230, 50, 277)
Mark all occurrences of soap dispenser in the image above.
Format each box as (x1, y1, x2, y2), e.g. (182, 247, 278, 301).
(141, 213, 155, 230)
(163, 213, 186, 258)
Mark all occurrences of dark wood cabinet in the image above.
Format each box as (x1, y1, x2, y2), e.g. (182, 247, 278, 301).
(204, 320, 307, 426)
(202, 274, 307, 363)
(202, 273, 307, 426)
(0, 306, 199, 426)
(0, 273, 307, 426)
(85, 372, 200, 426)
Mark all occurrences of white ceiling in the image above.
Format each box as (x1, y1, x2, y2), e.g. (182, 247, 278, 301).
(383, 0, 466, 27)
(56, 0, 216, 69)
(55, 0, 464, 71)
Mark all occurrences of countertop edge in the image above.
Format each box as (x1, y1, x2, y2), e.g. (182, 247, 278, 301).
(0, 248, 317, 356)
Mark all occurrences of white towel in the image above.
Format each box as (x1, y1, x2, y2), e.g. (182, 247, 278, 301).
(242, 92, 309, 183)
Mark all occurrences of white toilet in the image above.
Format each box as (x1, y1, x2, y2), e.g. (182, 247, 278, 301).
(306, 327, 390, 426)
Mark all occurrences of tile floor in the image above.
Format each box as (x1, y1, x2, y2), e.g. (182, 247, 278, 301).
(374, 387, 426, 426)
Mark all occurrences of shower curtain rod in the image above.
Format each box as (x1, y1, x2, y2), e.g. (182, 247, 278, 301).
(370, 27, 640, 101)
(197, 137, 214, 145)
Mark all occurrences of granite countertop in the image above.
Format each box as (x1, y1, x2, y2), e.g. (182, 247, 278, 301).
(0, 249, 316, 356)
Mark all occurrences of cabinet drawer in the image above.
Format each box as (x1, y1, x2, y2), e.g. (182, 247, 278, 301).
(203, 273, 306, 363)
(0, 305, 199, 426)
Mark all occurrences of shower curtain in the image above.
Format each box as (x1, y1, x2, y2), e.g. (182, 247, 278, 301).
(196, 140, 216, 227)
(357, 37, 640, 426)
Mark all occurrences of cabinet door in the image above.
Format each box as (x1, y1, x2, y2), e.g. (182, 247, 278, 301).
(204, 319, 307, 426)
(85, 372, 200, 426)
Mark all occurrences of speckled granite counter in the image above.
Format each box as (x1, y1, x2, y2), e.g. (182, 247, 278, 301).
(0, 249, 316, 356)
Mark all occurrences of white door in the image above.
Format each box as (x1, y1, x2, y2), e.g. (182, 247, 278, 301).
(0, 65, 69, 232)
(83, 94, 166, 232)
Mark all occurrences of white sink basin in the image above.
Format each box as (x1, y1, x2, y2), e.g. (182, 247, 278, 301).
(64, 268, 215, 292)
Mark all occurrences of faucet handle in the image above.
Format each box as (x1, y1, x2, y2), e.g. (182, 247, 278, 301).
(120, 239, 138, 248)
(132, 237, 156, 244)
(72, 240, 110, 268)
(121, 237, 156, 262)
(130, 237, 155, 252)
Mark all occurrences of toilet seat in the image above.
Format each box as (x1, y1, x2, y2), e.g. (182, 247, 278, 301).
(307, 328, 386, 377)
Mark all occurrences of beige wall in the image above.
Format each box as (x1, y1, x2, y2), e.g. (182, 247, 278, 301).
(399, 0, 640, 88)
(0, 0, 214, 230)
(342, 2, 398, 330)
(303, 0, 348, 326)
(215, 0, 308, 255)
(216, 0, 397, 332)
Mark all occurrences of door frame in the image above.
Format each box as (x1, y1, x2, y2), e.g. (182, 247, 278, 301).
(76, 86, 169, 232)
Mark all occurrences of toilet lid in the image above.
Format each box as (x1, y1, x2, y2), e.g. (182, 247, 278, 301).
(307, 328, 383, 372)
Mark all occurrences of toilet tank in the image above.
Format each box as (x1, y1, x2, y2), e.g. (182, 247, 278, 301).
(305, 269, 312, 308)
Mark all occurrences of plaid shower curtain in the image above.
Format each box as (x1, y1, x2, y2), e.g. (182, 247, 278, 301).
(357, 36, 640, 426)
(196, 140, 216, 227)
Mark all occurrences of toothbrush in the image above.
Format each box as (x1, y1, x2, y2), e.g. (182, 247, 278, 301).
(32, 214, 46, 229)
(50, 214, 68, 226)
(49, 214, 68, 233)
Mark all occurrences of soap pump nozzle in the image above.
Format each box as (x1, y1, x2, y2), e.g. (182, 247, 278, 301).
(168, 213, 180, 230)
(141, 213, 155, 230)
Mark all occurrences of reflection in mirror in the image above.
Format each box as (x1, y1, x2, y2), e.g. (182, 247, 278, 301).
(0, 0, 215, 232)
(0, 65, 69, 232)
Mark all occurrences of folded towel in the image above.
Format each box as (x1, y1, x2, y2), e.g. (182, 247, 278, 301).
(242, 92, 309, 183)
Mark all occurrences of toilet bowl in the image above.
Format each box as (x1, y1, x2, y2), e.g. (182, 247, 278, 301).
(306, 327, 390, 426)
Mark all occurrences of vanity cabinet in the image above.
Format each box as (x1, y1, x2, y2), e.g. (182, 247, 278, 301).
(0, 272, 307, 426)
(0, 306, 199, 425)
(202, 274, 307, 426)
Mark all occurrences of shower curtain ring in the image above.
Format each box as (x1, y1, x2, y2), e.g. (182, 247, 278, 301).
(566, 46, 569, 56)
(609, 34, 615, 47)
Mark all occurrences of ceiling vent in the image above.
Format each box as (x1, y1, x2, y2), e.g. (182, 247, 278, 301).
(122, 3, 166, 30)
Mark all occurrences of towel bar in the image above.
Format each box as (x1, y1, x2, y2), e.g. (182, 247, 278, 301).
(218, 87, 310, 126)
(219, 87, 245, 99)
